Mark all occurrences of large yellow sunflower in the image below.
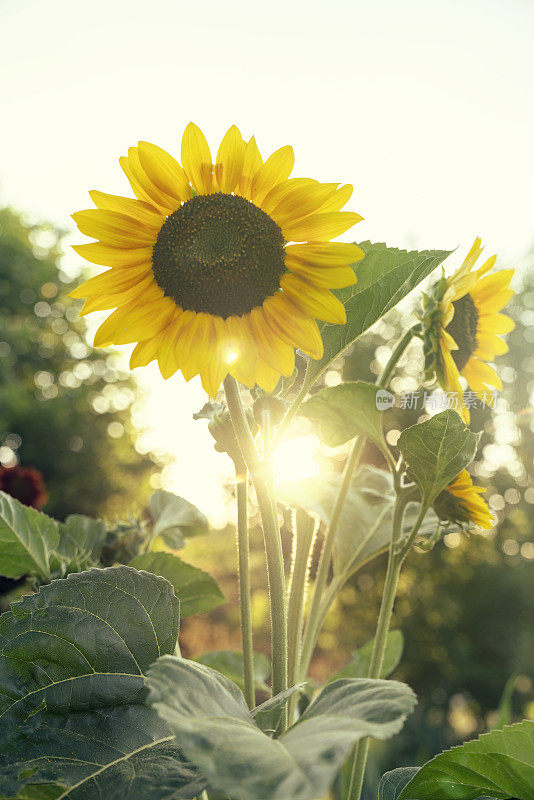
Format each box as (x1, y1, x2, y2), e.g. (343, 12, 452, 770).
(433, 469, 492, 530)
(71, 123, 363, 396)
(422, 237, 514, 419)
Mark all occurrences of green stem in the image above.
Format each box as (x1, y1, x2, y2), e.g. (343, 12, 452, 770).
(233, 458, 255, 709)
(273, 365, 312, 447)
(378, 326, 418, 388)
(287, 509, 317, 718)
(299, 436, 366, 680)
(346, 498, 426, 800)
(224, 376, 288, 704)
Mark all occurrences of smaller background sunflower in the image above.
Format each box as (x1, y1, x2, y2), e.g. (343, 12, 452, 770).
(433, 469, 492, 530)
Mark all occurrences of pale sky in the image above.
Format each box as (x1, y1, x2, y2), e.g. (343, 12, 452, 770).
(1, 0, 533, 522)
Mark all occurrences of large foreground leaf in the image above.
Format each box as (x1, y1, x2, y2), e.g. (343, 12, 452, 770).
(0, 566, 205, 799)
(0, 566, 179, 729)
(0, 706, 203, 800)
(398, 720, 534, 799)
(0, 491, 59, 580)
(397, 410, 479, 507)
(147, 656, 416, 800)
(130, 552, 224, 617)
(303, 242, 452, 390)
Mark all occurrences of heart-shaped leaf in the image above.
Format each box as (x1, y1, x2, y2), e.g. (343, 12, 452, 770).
(397, 410, 479, 507)
(147, 656, 416, 800)
(130, 552, 224, 617)
(150, 491, 208, 549)
(303, 242, 452, 391)
(398, 720, 534, 800)
(0, 491, 59, 580)
(300, 381, 387, 450)
(0, 565, 179, 730)
(0, 566, 205, 800)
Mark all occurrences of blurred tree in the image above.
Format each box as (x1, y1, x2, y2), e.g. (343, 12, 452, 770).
(0, 206, 157, 520)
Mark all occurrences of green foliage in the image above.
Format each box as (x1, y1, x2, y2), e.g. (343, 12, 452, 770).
(397, 720, 534, 800)
(193, 649, 271, 692)
(302, 241, 452, 390)
(378, 767, 419, 799)
(0, 491, 59, 579)
(50, 513, 108, 573)
(330, 631, 404, 682)
(397, 410, 480, 507)
(253, 684, 307, 735)
(300, 381, 387, 451)
(147, 657, 416, 800)
(149, 490, 209, 549)
(0, 207, 155, 519)
(0, 566, 206, 799)
(130, 551, 225, 617)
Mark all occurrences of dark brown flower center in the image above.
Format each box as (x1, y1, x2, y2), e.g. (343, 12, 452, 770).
(152, 193, 286, 318)
(446, 293, 479, 370)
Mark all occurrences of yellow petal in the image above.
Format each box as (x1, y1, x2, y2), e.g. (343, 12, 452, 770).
(285, 258, 357, 289)
(250, 145, 294, 206)
(282, 211, 362, 243)
(79, 274, 154, 314)
(270, 183, 340, 228)
(137, 141, 192, 202)
(227, 315, 259, 387)
(237, 136, 263, 199)
(475, 289, 514, 313)
(440, 328, 459, 351)
(72, 209, 156, 247)
(249, 307, 295, 376)
(181, 122, 213, 195)
(470, 270, 513, 302)
(262, 293, 323, 359)
(474, 333, 508, 360)
(158, 312, 193, 379)
(69, 262, 152, 298)
(122, 148, 179, 214)
(479, 312, 515, 334)
(214, 125, 246, 194)
(475, 254, 497, 278)
(72, 242, 153, 268)
(200, 318, 232, 396)
(177, 312, 214, 381)
(89, 190, 164, 228)
(317, 184, 353, 213)
(255, 359, 282, 393)
(94, 289, 173, 346)
(130, 335, 161, 369)
(462, 357, 502, 391)
(285, 242, 364, 266)
(281, 273, 346, 324)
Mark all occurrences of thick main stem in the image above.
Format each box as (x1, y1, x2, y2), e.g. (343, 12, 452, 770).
(233, 459, 255, 709)
(224, 376, 288, 702)
(287, 510, 317, 690)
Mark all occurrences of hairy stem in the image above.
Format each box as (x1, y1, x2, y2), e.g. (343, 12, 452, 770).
(224, 376, 288, 705)
(233, 458, 255, 709)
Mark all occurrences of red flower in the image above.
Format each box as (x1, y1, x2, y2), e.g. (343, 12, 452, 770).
(0, 465, 48, 509)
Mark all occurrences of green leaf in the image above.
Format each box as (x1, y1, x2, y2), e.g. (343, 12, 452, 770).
(0, 706, 204, 800)
(397, 410, 479, 507)
(0, 567, 202, 800)
(378, 767, 420, 799)
(193, 649, 271, 692)
(300, 381, 387, 450)
(129, 552, 225, 617)
(0, 565, 179, 730)
(279, 466, 395, 577)
(150, 490, 208, 549)
(330, 631, 404, 682)
(303, 241, 452, 390)
(0, 491, 59, 580)
(253, 684, 307, 735)
(50, 514, 108, 573)
(399, 720, 534, 799)
(147, 656, 416, 800)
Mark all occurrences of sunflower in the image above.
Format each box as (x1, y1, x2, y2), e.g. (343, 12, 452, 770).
(433, 469, 492, 530)
(422, 238, 514, 419)
(71, 124, 363, 396)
